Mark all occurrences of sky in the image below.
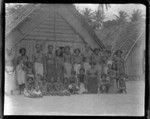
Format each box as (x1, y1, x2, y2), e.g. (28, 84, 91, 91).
(74, 4, 146, 21)
(5, 3, 146, 21)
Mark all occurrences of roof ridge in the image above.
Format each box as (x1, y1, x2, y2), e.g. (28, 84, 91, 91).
(66, 5, 105, 50)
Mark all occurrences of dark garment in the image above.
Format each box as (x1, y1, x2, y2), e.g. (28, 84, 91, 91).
(45, 53, 56, 82)
(87, 77, 98, 93)
(100, 80, 110, 93)
(78, 74, 85, 83)
(119, 79, 126, 88)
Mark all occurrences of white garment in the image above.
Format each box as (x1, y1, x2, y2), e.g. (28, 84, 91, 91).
(84, 62, 91, 74)
(74, 64, 81, 74)
(16, 64, 25, 85)
(95, 63, 102, 78)
(78, 83, 86, 94)
(64, 62, 72, 78)
(5, 66, 16, 94)
(34, 62, 44, 77)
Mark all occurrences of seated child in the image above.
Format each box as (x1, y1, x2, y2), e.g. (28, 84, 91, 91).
(41, 78, 48, 95)
(68, 71, 79, 94)
(118, 73, 127, 94)
(107, 64, 116, 84)
(63, 77, 69, 90)
(25, 62, 34, 88)
(35, 74, 43, 91)
(99, 74, 110, 94)
(24, 76, 35, 97)
(47, 77, 56, 95)
(77, 68, 87, 94)
(24, 75, 43, 98)
(31, 85, 43, 98)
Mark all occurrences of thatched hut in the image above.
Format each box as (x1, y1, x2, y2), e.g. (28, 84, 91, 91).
(5, 4, 105, 59)
(96, 20, 145, 80)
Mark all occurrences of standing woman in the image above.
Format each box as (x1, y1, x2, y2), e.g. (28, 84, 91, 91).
(72, 48, 83, 75)
(33, 44, 44, 78)
(63, 46, 72, 80)
(45, 45, 55, 82)
(54, 48, 65, 92)
(16, 48, 28, 94)
(83, 45, 92, 74)
(55, 48, 65, 83)
(113, 50, 125, 88)
(92, 48, 102, 79)
(5, 48, 16, 95)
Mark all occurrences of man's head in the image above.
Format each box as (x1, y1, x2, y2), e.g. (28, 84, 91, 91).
(35, 43, 42, 52)
(65, 46, 70, 54)
(74, 48, 80, 55)
(115, 50, 123, 57)
(47, 45, 53, 52)
(79, 68, 85, 74)
(19, 47, 26, 56)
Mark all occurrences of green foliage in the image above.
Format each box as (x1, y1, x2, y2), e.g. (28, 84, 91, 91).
(115, 10, 129, 24)
(81, 8, 94, 23)
(130, 9, 143, 22)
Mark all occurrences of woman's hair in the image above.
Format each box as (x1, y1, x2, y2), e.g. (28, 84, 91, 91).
(19, 47, 26, 54)
(79, 68, 85, 73)
(115, 50, 123, 56)
(101, 74, 107, 78)
(55, 49, 61, 57)
(74, 48, 80, 53)
(65, 46, 70, 50)
(48, 45, 53, 49)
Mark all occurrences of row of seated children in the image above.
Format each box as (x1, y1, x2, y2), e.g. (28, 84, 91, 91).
(24, 62, 88, 97)
(24, 61, 127, 98)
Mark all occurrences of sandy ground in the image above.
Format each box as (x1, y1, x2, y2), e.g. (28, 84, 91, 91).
(4, 80, 145, 116)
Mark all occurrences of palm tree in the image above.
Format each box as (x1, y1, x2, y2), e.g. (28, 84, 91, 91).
(91, 4, 111, 29)
(98, 4, 111, 15)
(81, 8, 94, 23)
(92, 10, 105, 29)
(130, 9, 143, 22)
(115, 10, 129, 24)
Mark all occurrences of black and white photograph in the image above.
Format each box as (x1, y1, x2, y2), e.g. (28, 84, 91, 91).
(4, 3, 146, 116)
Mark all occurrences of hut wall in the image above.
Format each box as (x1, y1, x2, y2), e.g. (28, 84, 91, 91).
(125, 36, 145, 80)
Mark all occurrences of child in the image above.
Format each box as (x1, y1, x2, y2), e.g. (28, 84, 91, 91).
(99, 74, 110, 94)
(25, 62, 34, 87)
(16, 48, 28, 95)
(47, 77, 55, 95)
(32, 85, 43, 98)
(77, 68, 87, 94)
(41, 78, 48, 96)
(87, 62, 99, 94)
(118, 73, 127, 94)
(72, 48, 83, 75)
(68, 71, 79, 94)
(35, 74, 43, 94)
(24, 76, 35, 97)
(83, 45, 92, 74)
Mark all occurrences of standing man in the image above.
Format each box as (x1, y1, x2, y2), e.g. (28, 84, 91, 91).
(83, 44, 92, 74)
(33, 43, 44, 78)
(113, 50, 125, 88)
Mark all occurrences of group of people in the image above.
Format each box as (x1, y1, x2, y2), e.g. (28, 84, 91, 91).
(5, 43, 127, 98)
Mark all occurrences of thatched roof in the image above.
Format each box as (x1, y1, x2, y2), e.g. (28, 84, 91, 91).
(6, 4, 105, 50)
(95, 20, 145, 59)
